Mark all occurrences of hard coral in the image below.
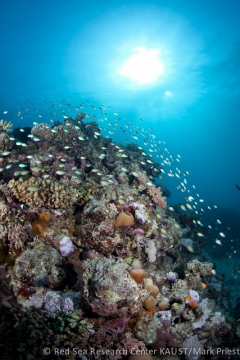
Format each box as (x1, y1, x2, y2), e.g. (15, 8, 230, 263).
(137, 172, 167, 209)
(0, 120, 13, 132)
(31, 123, 54, 141)
(77, 197, 137, 257)
(114, 211, 135, 227)
(8, 177, 81, 208)
(1, 222, 32, 251)
(0, 132, 13, 151)
(143, 296, 156, 310)
(32, 122, 85, 146)
(158, 299, 169, 310)
(144, 283, 159, 298)
(130, 268, 146, 284)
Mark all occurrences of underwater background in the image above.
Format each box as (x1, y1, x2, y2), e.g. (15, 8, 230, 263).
(0, 0, 240, 359)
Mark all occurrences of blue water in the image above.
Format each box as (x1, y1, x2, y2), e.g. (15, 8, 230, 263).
(0, 0, 240, 258)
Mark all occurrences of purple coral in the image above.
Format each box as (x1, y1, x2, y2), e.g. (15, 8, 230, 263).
(132, 228, 145, 236)
(187, 289, 199, 304)
(166, 271, 178, 282)
(153, 325, 176, 349)
(131, 202, 147, 224)
(107, 317, 129, 334)
(60, 236, 75, 257)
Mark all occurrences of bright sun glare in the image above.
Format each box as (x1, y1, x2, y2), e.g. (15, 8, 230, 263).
(118, 46, 164, 85)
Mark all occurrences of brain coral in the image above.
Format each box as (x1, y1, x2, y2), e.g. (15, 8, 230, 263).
(8, 177, 81, 208)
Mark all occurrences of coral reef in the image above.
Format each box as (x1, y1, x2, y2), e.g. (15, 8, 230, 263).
(0, 112, 237, 359)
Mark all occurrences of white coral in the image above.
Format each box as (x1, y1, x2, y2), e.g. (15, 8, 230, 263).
(145, 239, 157, 262)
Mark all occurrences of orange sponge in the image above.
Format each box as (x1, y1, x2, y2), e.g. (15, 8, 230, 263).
(31, 212, 50, 238)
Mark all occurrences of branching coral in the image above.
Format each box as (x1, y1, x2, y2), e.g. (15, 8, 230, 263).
(185, 259, 213, 289)
(147, 186, 167, 210)
(0, 200, 10, 220)
(82, 121, 100, 142)
(0, 305, 92, 359)
(137, 172, 167, 209)
(0, 132, 13, 151)
(31, 123, 54, 141)
(7, 223, 32, 250)
(52, 124, 85, 144)
(31, 122, 85, 145)
(8, 177, 82, 208)
(0, 224, 8, 241)
(0, 221, 32, 251)
(0, 120, 13, 132)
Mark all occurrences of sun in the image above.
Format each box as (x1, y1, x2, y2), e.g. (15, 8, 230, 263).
(118, 46, 164, 85)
